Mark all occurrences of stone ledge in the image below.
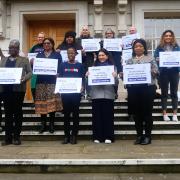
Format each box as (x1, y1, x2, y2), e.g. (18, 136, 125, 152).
(0, 158, 180, 165)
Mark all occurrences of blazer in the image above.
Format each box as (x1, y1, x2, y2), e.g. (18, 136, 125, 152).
(0, 56, 32, 92)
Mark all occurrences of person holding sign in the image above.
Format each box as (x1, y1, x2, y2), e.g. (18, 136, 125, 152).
(77, 26, 96, 99)
(86, 48, 117, 144)
(124, 39, 158, 145)
(104, 28, 122, 99)
(59, 47, 84, 144)
(56, 31, 83, 56)
(29, 32, 45, 100)
(34, 37, 63, 134)
(0, 40, 32, 145)
(154, 30, 180, 122)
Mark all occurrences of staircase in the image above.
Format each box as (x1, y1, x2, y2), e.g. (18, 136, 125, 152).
(0, 98, 180, 139)
(0, 98, 180, 174)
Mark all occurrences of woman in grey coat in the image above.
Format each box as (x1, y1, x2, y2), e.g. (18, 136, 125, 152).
(87, 48, 117, 144)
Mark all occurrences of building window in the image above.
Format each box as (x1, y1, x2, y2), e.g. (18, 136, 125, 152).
(144, 12, 180, 54)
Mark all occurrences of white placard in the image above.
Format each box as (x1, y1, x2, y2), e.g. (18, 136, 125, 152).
(123, 63, 151, 85)
(0, 68, 22, 84)
(55, 78, 82, 94)
(33, 58, 58, 75)
(88, 65, 115, 86)
(28, 53, 38, 60)
(81, 39, 101, 52)
(122, 33, 140, 49)
(159, 51, 180, 67)
(103, 38, 122, 52)
(122, 49, 133, 65)
(60, 50, 82, 63)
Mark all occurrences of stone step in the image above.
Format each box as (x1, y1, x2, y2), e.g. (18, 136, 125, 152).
(0, 158, 180, 173)
(1, 129, 180, 136)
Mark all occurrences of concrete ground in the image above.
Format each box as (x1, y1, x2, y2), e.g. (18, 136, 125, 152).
(0, 173, 180, 180)
(0, 139, 180, 159)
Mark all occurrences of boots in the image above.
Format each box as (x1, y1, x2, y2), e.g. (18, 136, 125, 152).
(49, 112, 55, 133)
(49, 120, 54, 133)
(39, 116, 46, 134)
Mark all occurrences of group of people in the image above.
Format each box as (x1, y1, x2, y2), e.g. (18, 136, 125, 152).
(0, 26, 179, 146)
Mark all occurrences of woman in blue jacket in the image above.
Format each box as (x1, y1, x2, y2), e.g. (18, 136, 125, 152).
(154, 30, 180, 121)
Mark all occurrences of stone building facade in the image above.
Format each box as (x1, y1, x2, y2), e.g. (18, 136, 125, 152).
(0, 0, 180, 53)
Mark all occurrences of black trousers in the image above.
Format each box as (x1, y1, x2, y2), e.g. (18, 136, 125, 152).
(0, 94, 3, 126)
(61, 94, 81, 137)
(128, 85, 155, 138)
(92, 99, 114, 142)
(127, 87, 134, 115)
(3, 91, 25, 140)
(160, 69, 179, 111)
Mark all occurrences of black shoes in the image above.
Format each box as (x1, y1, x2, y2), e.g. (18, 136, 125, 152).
(141, 137, 151, 145)
(134, 136, 143, 145)
(1, 140, 12, 146)
(1, 138, 21, 146)
(0, 126, 3, 133)
(62, 137, 70, 144)
(128, 115, 134, 121)
(70, 136, 77, 144)
(134, 136, 151, 145)
(39, 122, 46, 134)
(62, 136, 77, 144)
(13, 138, 21, 145)
(49, 121, 54, 133)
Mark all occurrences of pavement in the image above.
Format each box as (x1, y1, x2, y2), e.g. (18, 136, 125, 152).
(0, 139, 180, 159)
(0, 173, 180, 180)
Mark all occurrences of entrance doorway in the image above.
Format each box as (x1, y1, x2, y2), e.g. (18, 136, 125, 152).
(26, 20, 75, 100)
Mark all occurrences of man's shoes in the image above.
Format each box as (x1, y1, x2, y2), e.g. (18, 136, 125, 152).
(140, 137, 151, 145)
(13, 138, 21, 145)
(62, 137, 70, 144)
(70, 136, 77, 144)
(1, 140, 12, 146)
(134, 136, 143, 145)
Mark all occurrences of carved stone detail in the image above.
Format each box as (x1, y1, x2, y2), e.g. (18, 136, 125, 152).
(0, 0, 6, 38)
(93, 0, 103, 36)
(117, 0, 128, 36)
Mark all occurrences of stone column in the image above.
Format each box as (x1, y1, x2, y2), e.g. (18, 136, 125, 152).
(93, 0, 103, 38)
(0, 0, 6, 38)
(117, 0, 128, 37)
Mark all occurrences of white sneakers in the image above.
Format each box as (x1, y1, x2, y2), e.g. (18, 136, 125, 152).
(172, 115, 178, 122)
(94, 139, 112, 144)
(163, 115, 170, 121)
(94, 140, 100, 143)
(163, 114, 178, 122)
(105, 139, 112, 144)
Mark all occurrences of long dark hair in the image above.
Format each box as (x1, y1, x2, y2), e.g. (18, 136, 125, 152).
(94, 48, 114, 66)
(132, 39, 148, 57)
(43, 37, 55, 51)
